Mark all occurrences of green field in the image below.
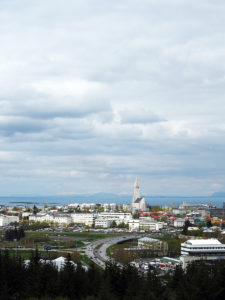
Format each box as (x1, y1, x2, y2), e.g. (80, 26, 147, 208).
(106, 240, 137, 257)
(25, 231, 123, 239)
(2, 249, 61, 260)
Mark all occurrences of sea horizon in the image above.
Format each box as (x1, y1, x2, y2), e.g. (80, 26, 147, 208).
(0, 193, 224, 208)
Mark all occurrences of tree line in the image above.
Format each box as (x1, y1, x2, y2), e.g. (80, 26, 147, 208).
(0, 250, 225, 299)
(4, 227, 25, 241)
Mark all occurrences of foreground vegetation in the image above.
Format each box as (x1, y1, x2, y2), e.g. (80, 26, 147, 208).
(0, 249, 225, 299)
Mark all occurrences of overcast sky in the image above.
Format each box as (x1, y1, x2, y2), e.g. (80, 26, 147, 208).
(0, 0, 225, 196)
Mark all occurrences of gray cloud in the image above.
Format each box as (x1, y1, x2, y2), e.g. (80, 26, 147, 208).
(0, 116, 50, 136)
(119, 109, 164, 124)
(0, 0, 225, 195)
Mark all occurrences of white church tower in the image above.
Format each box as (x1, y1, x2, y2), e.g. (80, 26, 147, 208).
(131, 177, 148, 212)
(132, 177, 141, 203)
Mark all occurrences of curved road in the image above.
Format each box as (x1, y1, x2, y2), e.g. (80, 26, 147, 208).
(85, 234, 142, 269)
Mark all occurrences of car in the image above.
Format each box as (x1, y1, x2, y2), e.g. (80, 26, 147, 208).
(44, 244, 52, 251)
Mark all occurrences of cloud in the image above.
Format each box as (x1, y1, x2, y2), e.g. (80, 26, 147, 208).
(119, 108, 164, 124)
(0, 0, 225, 195)
(0, 116, 49, 136)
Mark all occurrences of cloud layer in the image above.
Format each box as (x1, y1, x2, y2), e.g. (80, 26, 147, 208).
(0, 0, 225, 196)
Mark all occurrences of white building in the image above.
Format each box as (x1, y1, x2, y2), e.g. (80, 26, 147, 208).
(29, 213, 72, 225)
(174, 219, 186, 228)
(128, 219, 140, 230)
(95, 218, 113, 228)
(128, 218, 165, 231)
(0, 215, 19, 226)
(70, 213, 95, 226)
(138, 237, 168, 253)
(180, 239, 225, 269)
(131, 177, 148, 212)
(53, 214, 72, 225)
(68, 203, 80, 208)
(22, 212, 33, 218)
(29, 213, 53, 223)
(98, 212, 132, 225)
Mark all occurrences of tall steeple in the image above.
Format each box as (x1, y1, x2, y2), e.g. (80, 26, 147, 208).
(132, 176, 141, 203)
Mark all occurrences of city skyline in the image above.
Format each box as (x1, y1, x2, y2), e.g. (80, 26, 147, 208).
(1, 1, 225, 196)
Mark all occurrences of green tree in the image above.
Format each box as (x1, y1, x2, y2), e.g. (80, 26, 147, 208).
(110, 221, 117, 228)
(182, 219, 191, 235)
(207, 219, 212, 228)
(33, 205, 39, 215)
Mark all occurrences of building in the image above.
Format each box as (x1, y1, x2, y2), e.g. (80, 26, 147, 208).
(70, 213, 95, 226)
(29, 213, 72, 225)
(29, 213, 51, 223)
(206, 208, 225, 218)
(128, 219, 140, 230)
(139, 218, 164, 231)
(95, 218, 113, 228)
(98, 212, 132, 225)
(128, 217, 164, 231)
(179, 202, 209, 211)
(180, 238, 225, 269)
(138, 237, 168, 254)
(0, 215, 19, 226)
(173, 219, 186, 228)
(53, 214, 72, 225)
(131, 177, 148, 212)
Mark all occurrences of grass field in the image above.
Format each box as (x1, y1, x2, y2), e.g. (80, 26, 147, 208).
(25, 231, 123, 239)
(106, 240, 137, 257)
(1, 249, 61, 260)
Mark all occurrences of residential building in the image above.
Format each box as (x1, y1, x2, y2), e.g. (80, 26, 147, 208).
(128, 217, 164, 231)
(139, 217, 164, 231)
(138, 237, 168, 255)
(0, 215, 19, 226)
(29, 213, 72, 225)
(95, 218, 113, 228)
(70, 213, 95, 226)
(173, 219, 186, 228)
(98, 212, 132, 225)
(128, 219, 140, 230)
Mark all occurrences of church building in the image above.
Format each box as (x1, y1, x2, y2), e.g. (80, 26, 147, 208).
(131, 177, 148, 212)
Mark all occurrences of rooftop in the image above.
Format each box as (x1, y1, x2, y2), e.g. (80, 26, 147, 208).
(139, 237, 159, 242)
(185, 239, 221, 245)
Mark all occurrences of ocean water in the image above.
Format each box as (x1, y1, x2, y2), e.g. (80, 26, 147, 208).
(0, 194, 224, 208)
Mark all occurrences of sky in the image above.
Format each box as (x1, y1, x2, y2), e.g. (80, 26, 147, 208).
(0, 0, 225, 196)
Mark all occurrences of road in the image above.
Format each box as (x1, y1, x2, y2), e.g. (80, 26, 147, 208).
(85, 234, 142, 269)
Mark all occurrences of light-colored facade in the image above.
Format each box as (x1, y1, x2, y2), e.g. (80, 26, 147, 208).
(29, 213, 72, 225)
(139, 217, 164, 231)
(71, 213, 95, 226)
(98, 212, 132, 225)
(128, 219, 140, 230)
(22, 212, 33, 218)
(95, 218, 113, 228)
(180, 239, 225, 269)
(131, 177, 148, 212)
(174, 219, 186, 228)
(128, 218, 164, 231)
(138, 237, 168, 254)
(53, 215, 72, 225)
(0, 215, 19, 226)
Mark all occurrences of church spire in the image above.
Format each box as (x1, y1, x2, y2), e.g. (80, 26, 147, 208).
(132, 176, 141, 203)
(134, 176, 139, 188)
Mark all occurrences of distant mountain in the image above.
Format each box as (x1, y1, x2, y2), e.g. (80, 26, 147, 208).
(211, 192, 225, 197)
